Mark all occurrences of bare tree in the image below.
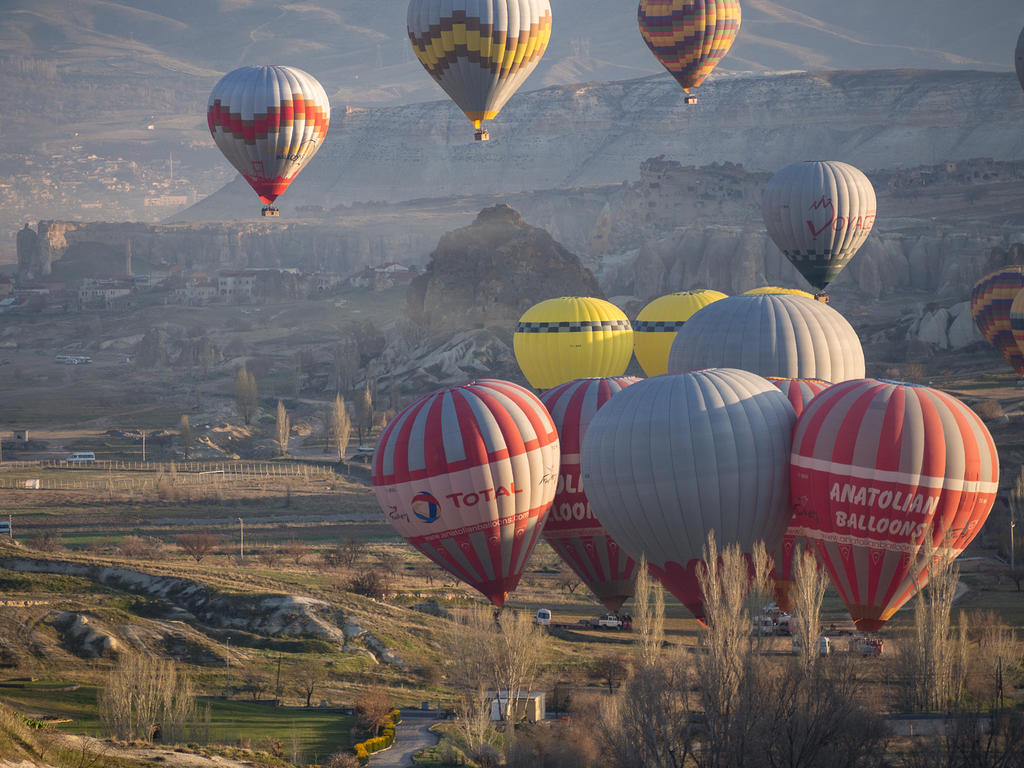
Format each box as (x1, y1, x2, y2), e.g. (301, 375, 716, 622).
(791, 546, 828, 672)
(594, 652, 631, 694)
(282, 539, 308, 566)
(179, 414, 193, 460)
(633, 555, 665, 668)
(275, 400, 289, 456)
(356, 684, 391, 737)
(99, 653, 195, 742)
(899, 532, 968, 712)
(176, 532, 219, 563)
(557, 566, 583, 597)
(296, 662, 325, 708)
(355, 379, 373, 444)
(332, 393, 352, 461)
(233, 368, 258, 425)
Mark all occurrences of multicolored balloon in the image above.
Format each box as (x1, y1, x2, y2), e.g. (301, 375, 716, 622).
(373, 379, 560, 606)
(971, 266, 1024, 377)
(581, 369, 796, 622)
(1012, 288, 1024, 363)
(638, 0, 742, 104)
(207, 66, 330, 216)
(407, 0, 553, 140)
(667, 294, 865, 383)
(540, 377, 642, 611)
(633, 290, 728, 377)
(765, 377, 832, 611)
(762, 161, 877, 290)
(514, 297, 633, 390)
(790, 380, 999, 632)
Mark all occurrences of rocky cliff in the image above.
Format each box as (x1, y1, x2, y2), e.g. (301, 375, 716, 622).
(180, 69, 1024, 221)
(405, 204, 603, 336)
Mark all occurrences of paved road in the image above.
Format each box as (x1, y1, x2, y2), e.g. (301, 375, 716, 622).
(370, 713, 443, 767)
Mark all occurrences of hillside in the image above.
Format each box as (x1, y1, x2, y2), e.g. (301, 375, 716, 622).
(177, 68, 1024, 220)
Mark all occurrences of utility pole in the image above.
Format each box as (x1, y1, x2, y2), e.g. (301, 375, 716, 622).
(1011, 517, 1016, 571)
(142, 432, 146, 462)
(238, 517, 244, 561)
(275, 654, 282, 701)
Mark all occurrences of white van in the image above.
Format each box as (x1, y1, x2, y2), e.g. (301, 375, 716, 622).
(66, 452, 96, 464)
(534, 608, 551, 626)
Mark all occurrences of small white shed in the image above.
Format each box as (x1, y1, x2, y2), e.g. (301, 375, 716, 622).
(486, 690, 546, 723)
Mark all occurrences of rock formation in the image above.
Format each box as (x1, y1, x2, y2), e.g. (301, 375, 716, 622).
(405, 204, 603, 335)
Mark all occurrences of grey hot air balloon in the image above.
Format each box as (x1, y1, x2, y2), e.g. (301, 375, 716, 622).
(1017, 27, 1024, 92)
(580, 368, 797, 622)
(762, 160, 876, 291)
(667, 294, 865, 383)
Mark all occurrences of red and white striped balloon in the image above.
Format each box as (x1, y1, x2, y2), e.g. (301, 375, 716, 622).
(373, 379, 560, 606)
(790, 380, 999, 632)
(766, 377, 832, 610)
(541, 377, 642, 612)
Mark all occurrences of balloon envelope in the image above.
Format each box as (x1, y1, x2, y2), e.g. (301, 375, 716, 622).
(744, 286, 814, 300)
(373, 378, 560, 605)
(514, 297, 633, 390)
(581, 368, 796, 621)
(1012, 288, 1024, 363)
(638, 0, 741, 95)
(540, 377, 642, 611)
(407, 0, 552, 131)
(790, 379, 999, 632)
(634, 290, 728, 377)
(762, 161, 876, 290)
(765, 376, 832, 610)
(207, 65, 330, 207)
(971, 266, 1024, 377)
(667, 294, 866, 383)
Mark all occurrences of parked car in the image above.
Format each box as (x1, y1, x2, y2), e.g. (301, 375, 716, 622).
(534, 608, 551, 626)
(592, 614, 624, 630)
(792, 636, 832, 656)
(66, 452, 96, 464)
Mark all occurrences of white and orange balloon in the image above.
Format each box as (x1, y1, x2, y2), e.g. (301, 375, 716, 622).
(373, 379, 559, 606)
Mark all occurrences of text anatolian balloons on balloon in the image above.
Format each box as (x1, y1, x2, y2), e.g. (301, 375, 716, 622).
(581, 368, 796, 622)
(540, 376, 643, 612)
(373, 379, 560, 606)
(790, 379, 999, 632)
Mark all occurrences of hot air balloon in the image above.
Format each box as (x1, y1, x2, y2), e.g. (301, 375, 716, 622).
(540, 377, 642, 611)
(581, 368, 796, 621)
(633, 290, 728, 377)
(790, 379, 998, 632)
(638, 0, 741, 105)
(1016, 26, 1024, 92)
(971, 266, 1024, 378)
(765, 377, 832, 610)
(1012, 288, 1024, 362)
(762, 161, 876, 292)
(667, 294, 865, 383)
(514, 297, 633, 390)
(744, 286, 815, 300)
(373, 378, 560, 605)
(207, 66, 330, 217)
(407, 0, 553, 141)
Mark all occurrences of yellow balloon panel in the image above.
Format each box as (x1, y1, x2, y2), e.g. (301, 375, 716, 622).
(633, 290, 727, 377)
(743, 286, 815, 299)
(514, 297, 633, 390)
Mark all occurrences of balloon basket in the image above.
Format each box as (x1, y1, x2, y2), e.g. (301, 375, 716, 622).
(684, 95, 698, 105)
(814, 292, 830, 304)
(261, 206, 280, 217)
(474, 128, 490, 141)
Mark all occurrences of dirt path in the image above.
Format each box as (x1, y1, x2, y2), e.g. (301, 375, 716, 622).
(369, 714, 442, 767)
(48, 733, 258, 768)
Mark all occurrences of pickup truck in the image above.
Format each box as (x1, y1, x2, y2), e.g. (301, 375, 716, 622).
(592, 614, 624, 630)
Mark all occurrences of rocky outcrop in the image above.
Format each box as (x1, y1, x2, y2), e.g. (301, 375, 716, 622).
(48, 612, 119, 659)
(405, 204, 602, 335)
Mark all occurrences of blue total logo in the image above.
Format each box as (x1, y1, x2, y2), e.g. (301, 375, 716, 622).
(412, 491, 441, 523)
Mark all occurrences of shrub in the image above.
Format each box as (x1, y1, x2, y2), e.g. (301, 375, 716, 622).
(975, 399, 1004, 421)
